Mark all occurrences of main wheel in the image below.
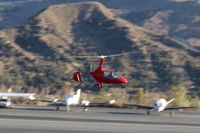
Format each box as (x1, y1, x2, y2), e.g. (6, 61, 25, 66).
(121, 84, 125, 88)
(147, 110, 150, 115)
(56, 105, 60, 111)
(170, 111, 175, 116)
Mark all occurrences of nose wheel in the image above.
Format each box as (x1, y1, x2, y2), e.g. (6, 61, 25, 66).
(121, 84, 125, 88)
(56, 105, 60, 111)
(170, 110, 175, 116)
(147, 110, 151, 115)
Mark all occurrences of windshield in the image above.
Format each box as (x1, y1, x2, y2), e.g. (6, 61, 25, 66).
(0, 99, 8, 102)
(104, 72, 121, 79)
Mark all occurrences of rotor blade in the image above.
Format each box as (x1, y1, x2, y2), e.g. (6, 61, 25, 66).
(73, 51, 138, 58)
(105, 51, 138, 57)
(73, 56, 101, 58)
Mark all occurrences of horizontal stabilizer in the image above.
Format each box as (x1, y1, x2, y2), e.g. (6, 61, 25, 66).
(72, 72, 82, 82)
(28, 95, 36, 100)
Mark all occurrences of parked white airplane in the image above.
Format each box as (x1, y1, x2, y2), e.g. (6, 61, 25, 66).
(38, 89, 90, 111)
(125, 98, 197, 115)
(38, 89, 115, 111)
(0, 93, 35, 108)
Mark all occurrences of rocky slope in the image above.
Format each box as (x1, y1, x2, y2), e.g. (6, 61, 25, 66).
(0, 0, 200, 48)
(0, 2, 200, 95)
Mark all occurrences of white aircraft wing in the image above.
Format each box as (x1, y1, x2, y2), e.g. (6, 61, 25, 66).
(37, 99, 66, 105)
(89, 103, 112, 107)
(124, 104, 154, 109)
(36, 99, 53, 102)
(165, 106, 198, 110)
(0, 93, 35, 100)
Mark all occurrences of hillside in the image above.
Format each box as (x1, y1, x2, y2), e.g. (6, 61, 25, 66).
(0, 0, 200, 48)
(113, 0, 200, 48)
(0, 2, 200, 95)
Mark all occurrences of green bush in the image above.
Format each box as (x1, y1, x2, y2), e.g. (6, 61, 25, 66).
(168, 85, 190, 106)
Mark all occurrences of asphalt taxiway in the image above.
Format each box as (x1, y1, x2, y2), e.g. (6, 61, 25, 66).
(0, 105, 200, 133)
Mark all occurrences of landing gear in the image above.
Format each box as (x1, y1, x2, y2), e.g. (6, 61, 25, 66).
(170, 110, 175, 116)
(83, 106, 88, 112)
(56, 105, 60, 111)
(66, 104, 71, 112)
(147, 110, 151, 115)
(121, 84, 125, 88)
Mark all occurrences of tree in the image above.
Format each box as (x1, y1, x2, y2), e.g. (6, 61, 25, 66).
(134, 89, 145, 104)
(168, 85, 190, 106)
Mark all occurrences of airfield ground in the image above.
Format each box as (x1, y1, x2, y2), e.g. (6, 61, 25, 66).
(0, 105, 200, 133)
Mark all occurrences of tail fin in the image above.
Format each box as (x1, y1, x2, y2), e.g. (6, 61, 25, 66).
(167, 98, 175, 105)
(76, 89, 81, 101)
(72, 72, 82, 82)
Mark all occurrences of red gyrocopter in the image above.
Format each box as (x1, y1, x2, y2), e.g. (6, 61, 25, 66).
(72, 54, 130, 88)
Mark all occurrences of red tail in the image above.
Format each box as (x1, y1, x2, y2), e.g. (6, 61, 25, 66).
(95, 58, 105, 72)
(72, 72, 82, 82)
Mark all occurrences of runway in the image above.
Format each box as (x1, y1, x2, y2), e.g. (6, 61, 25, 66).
(0, 105, 200, 133)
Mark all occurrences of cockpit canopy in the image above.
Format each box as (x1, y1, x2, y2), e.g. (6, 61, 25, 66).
(104, 72, 121, 79)
(154, 98, 167, 107)
(0, 98, 11, 102)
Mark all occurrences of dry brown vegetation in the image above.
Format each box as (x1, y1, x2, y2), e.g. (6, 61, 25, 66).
(0, 2, 200, 99)
(87, 86, 200, 108)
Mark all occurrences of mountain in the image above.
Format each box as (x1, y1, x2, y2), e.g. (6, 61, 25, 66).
(0, 2, 200, 95)
(113, 0, 200, 48)
(0, 0, 200, 48)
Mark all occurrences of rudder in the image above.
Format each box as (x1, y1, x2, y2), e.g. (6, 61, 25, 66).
(72, 72, 82, 82)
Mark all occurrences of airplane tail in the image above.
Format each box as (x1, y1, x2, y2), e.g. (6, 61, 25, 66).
(167, 98, 175, 105)
(72, 72, 82, 82)
(65, 89, 81, 105)
(76, 89, 81, 101)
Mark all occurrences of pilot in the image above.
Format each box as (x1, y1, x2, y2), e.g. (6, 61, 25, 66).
(108, 72, 113, 78)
